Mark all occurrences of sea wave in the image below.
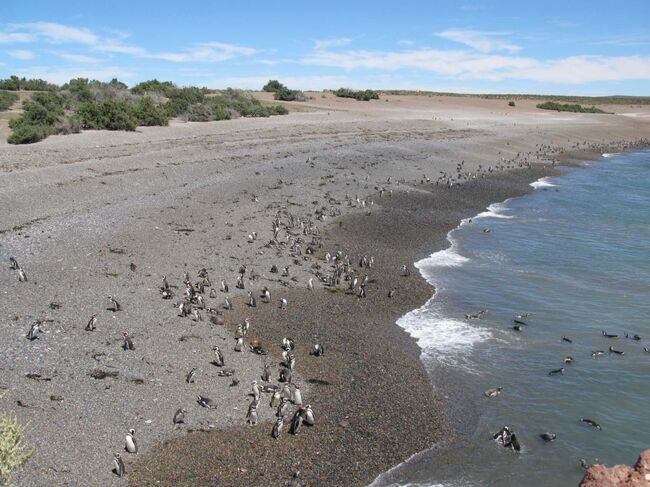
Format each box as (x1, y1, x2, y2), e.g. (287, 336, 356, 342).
(530, 177, 557, 189)
(416, 237, 470, 269)
(473, 202, 514, 220)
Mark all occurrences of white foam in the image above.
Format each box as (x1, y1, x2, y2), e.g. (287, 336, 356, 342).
(529, 176, 557, 189)
(473, 202, 514, 220)
(602, 152, 620, 158)
(417, 237, 469, 269)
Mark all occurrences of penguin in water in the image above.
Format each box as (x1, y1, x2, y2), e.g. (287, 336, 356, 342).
(540, 432, 557, 442)
(197, 395, 217, 409)
(484, 387, 503, 398)
(564, 356, 574, 364)
(290, 408, 304, 435)
(548, 367, 565, 376)
(493, 426, 521, 452)
(122, 332, 135, 351)
(85, 314, 97, 332)
(108, 295, 121, 312)
(580, 418, 602, 430)
(591, 350, 605, 358)
(562, 336, 573, 343)
(608, 346, 625, 355)
(246, 399, 259, 426)
(26, 322, 40, 341)
(112, 453, 125, 477)
(602, 330, 618, 338)
(173, 408, 186, 424)
(212, 346, 225, 366)
(125, 429, 138, 453)
(272, 417, 284, 439)
(186, 368, 197, 384)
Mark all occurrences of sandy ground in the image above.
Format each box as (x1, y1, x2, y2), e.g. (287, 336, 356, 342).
(0, 93, 649, 486)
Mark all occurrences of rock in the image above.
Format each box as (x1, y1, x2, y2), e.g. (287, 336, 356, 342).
(580, 449, 650, 487)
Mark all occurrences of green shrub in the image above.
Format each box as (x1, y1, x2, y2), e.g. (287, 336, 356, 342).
(77, 100, 137, 131)
(186, 103, 212, 122)
(536, 101, 607, 113)
(273, 87, 306, 102)
(0, 414, 32, 485)
(270, 104, 289, 115)
(0, 91, 19, 111)
(508, 101, 515, 107)
(7, 122, 51, 144)
(0, 75, 57, 91)
(333, 88, 380, 101)
(262, 80, 285, 92)
(131, 79, 176, 97)
(133, 97, 169, 126)
(64, 78, 94, 103)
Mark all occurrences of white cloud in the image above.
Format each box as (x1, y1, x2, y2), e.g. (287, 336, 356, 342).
(314, 38, 352, 50)
(151, 42, 258, 62)
(0, 32, 34, 43)
(436, 29, 521, 53)
(53, 52, 102, 63)
(301, 48, 650, 84)
(9, 50, 34, 60)
(397, 39, 415, 46)
(21, 22, 98, 45)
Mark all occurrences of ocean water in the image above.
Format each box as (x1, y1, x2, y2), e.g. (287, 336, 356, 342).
(373, 150, 650, 487)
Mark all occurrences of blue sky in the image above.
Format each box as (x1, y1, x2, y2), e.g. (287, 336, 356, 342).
(1, 0, 649, 95)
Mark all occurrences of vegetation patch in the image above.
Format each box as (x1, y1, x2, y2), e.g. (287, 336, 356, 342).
(0, 414, 32, 485)
(0, 91, 19, 112)
(262, 80, 306, 102)
(536, 101, 608, 113)
(333, 88, 380, 101)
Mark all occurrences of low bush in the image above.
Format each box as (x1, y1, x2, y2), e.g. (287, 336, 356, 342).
(0, 75, 57, 91)
(333, 88, 380, 101)
(7, 122, 51, 144)
(273, 87, 306, 102)
(131, 79, 176, 96)
(77, 100, 137, 131)
(0, 414, 32, 485)
(508, 100, 516, 107)
(536, 101, 607, 113)
(0, 91, 19, 111)
(262, 80, 285, 92)
(133, 97, 169, 126)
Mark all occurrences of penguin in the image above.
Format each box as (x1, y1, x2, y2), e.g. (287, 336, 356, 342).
(17, 267, 27, 282)
(248, 292, 256, 308)
(540, 432, 557, 442)
(564, 356, 574, 364)
(270, 390, 281, 408)
(196, 295, 205, 309)
(282, 266, 290, 277)
(221, 280, 229, 293)
(608, 346, 625, 355)
(85, 314, 97, 331)
(212, 346, 224, 366)
(234, 337, 244, 352)
(280, 383, 292, 400)
(624, 332, 641, 341)
(197, 395, 217, 409)
(112, 453, 125, 477)
(282, 337, 295, 351)
(644, 347, 650, 353)
(307, 278, 314, 291)
(125, 429, 138, 453)
(108, 295, 121, 312)
(286, 470, 304, 487)
(270, 264, 278, 274)
(26, 322, 40, 341)
(513, 325, 523, 332)
(263, 289, 271, 303)
(388, 288, 396, 298)
(602, 330, 618, 338)
(186, 367, 197, 384)
(591, 350, 605, 357)
(401, 264, 410, 276)
(484, 387, 502, 398)
(271, 417, 284, 438)
(548, 368, 565, 376)
(209, 288, 217, 298)
(262, 364, 271, 382)
(246, 399, 258, 426)
(280, 298, 288, 309)
(191, 308, 202, 322)
(224, 297, 233, 310)
(9, 257, 19, 270)
(122, 332, 135, 351)
(303, 405, 315, 426)
(580, 418, 602, 430)
(276, 398, 290, 418)
(236, 275, 245, 290)
(292, 385, 303, 406)
(310, 344, 325, 357)
(562, 336, 573, 343)
(173, 408, 186, 424)
(161, 275, 170, 292)
(251, 380, 261, 401)
(290, 408, 303, 435)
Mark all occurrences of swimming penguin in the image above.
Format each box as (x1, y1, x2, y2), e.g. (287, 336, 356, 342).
(624, 332, 641, 341)
(644, 347, 650, 353)
(246, 399, 258, 426)
(513, 324, 523, 332)
(548, 368, 565, 376)
(292, 385, 303, 406)
(290, 408, 304, 435)
(125, 429, 138, 453)
(84, 313, 98, 331)
(310, 344, 325, 356)
(591, 350, 605, 357)
(251, 380, 260, 401)
(484, 387, 503, 398)
(580, 418, 602, 430)
(108, 295, 121, 311)
(540, 432, 557, 442)
(562, 336, 573, 343)
(212, 346, 224, 366)
(493, 426, 521, 452)
(602, 330, 618, 338)
(262, 364, 271, 382)
(303, 405, 315, 426)
(112, 453, 125, 477)
(272, 417, 284, 438)
(186, 367, 197, 384)
(608, 346, 625, 355)
(564, 356, 574, 364)
(122, 332, 135, 351)
(9, 257, 19, 270)
(197, 395, 217, 409)
(26, 322, 40, 341)
(17, 268, 27, 282)
(173, 408, 186, 424)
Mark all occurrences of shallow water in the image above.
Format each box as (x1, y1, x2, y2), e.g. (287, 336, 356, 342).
(373, 150, 650, 487)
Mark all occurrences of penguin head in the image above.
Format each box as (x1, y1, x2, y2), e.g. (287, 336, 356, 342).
(129, 429, 135, 435)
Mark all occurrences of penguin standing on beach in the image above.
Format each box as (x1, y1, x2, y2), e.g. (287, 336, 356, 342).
(9, 257, 19, 270)
(262, 364, 271, 382)
(246, 399, 259, 426)
(212, 346, 225, 366)
(251, 380, 261, 401)
(173, 408, 186, 424)
(292, 385, 303, 406)
(272, 417, 284, 438)
(303, 405, 315, 426)
(122, 332, 135, 351)
(234, 337, 244, 352)
(112, 453, 125, 477)
(125, 429, 138, 453)
(85, 314, 97, 332)
(108, 295, 121, 311)
(17, 267, 27, 282)
(290, 408, 304, 435)
(26, 322, 40, 341)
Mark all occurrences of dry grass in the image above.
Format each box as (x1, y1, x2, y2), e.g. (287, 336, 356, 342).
(0, 413, 32, 486)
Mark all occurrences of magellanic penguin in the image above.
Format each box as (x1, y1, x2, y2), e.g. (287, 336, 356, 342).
(125, 429, 138, 453)
(292, 385, 303, 406)
(173, 408, 186, 424)
(112, 453, 125, 477)
(290, 408, 304, 435)
(85, 314, 97, 331)
(270, 389, 281, 407)
(580, 418, 602, 430)
(197, 395, 217, 409)
(310, 344, 325, 357)
(246, 399, 259, 426)
(251, 380, 261, 401)
(280, 298, 288, 309)
(234, 337, 244, 352)
(272, 417, 284, 438)
(224, 296, 233, 310)
(540, 432, 557, 442)
(186, 367, 197, 384)
(17, 267, 27, 282)
(26, 322, 40, 341)
(262, 364, 271, 382)
(307, 278, 314, 291)
(212, 346, 225, 366)
(276, 397, 290, 418)
(280, 367, 292, 383)
(484, 387, 503, 398)
(9, 257, 20, 270)
(108, 295, 121, 311)
(247, 292, 256, 308)
(303, 405, 315, 426)
(122, 332, 135, 351)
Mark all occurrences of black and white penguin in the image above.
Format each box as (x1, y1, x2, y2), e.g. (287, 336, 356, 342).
(591, 350, 605, 358)
(276, 397, 290, 418)
(303, 405, 315, 426)
(112, 453, 125, 477)
(221, 280, 229, 293)
(108, 295, 121, 311)
(310, 344, 325, 357)
(282, 337, 295, 351)
(292, 385, 303, 406)
(224, 296, 233, 310)
(388, 288, 397, 298)
(270, 389, 281, 408)
(562, 336, 573, 343)
(197, 395, 217, 409)
(280, 298, 288, 309)
(209, 288, 217, 298)
(125, 429, 138, 453)
(602, 330, 618, 338)
(85, 314, 97, 332)
(212, 346, 224, 366)
(17, 267, 27, 282)
(608, 346, 625, 355)
(307, 278, 314, 291)
(262, 364, 271, 382)
(122, 332, 135, 351)
(548, 368, 565, 376)
(290, 408, 303, 435)
(186, 367, 197, 384)
(251, 380, 261, 401)
(26, 322, 40, 341)
(540, 432, 557, 442)
(401, 264, 410, 276)
(234, 337, 244, 352)
(246, 399, 258, 426)
(580, 418, 602, 430)
(9, 257, 19, 270)
(271, 417, 284, 438)
(247, 292, 256, 308)
(564, 356, 574, 364)
(173, 408, 187, 424)
(484, 387, 503, 398)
